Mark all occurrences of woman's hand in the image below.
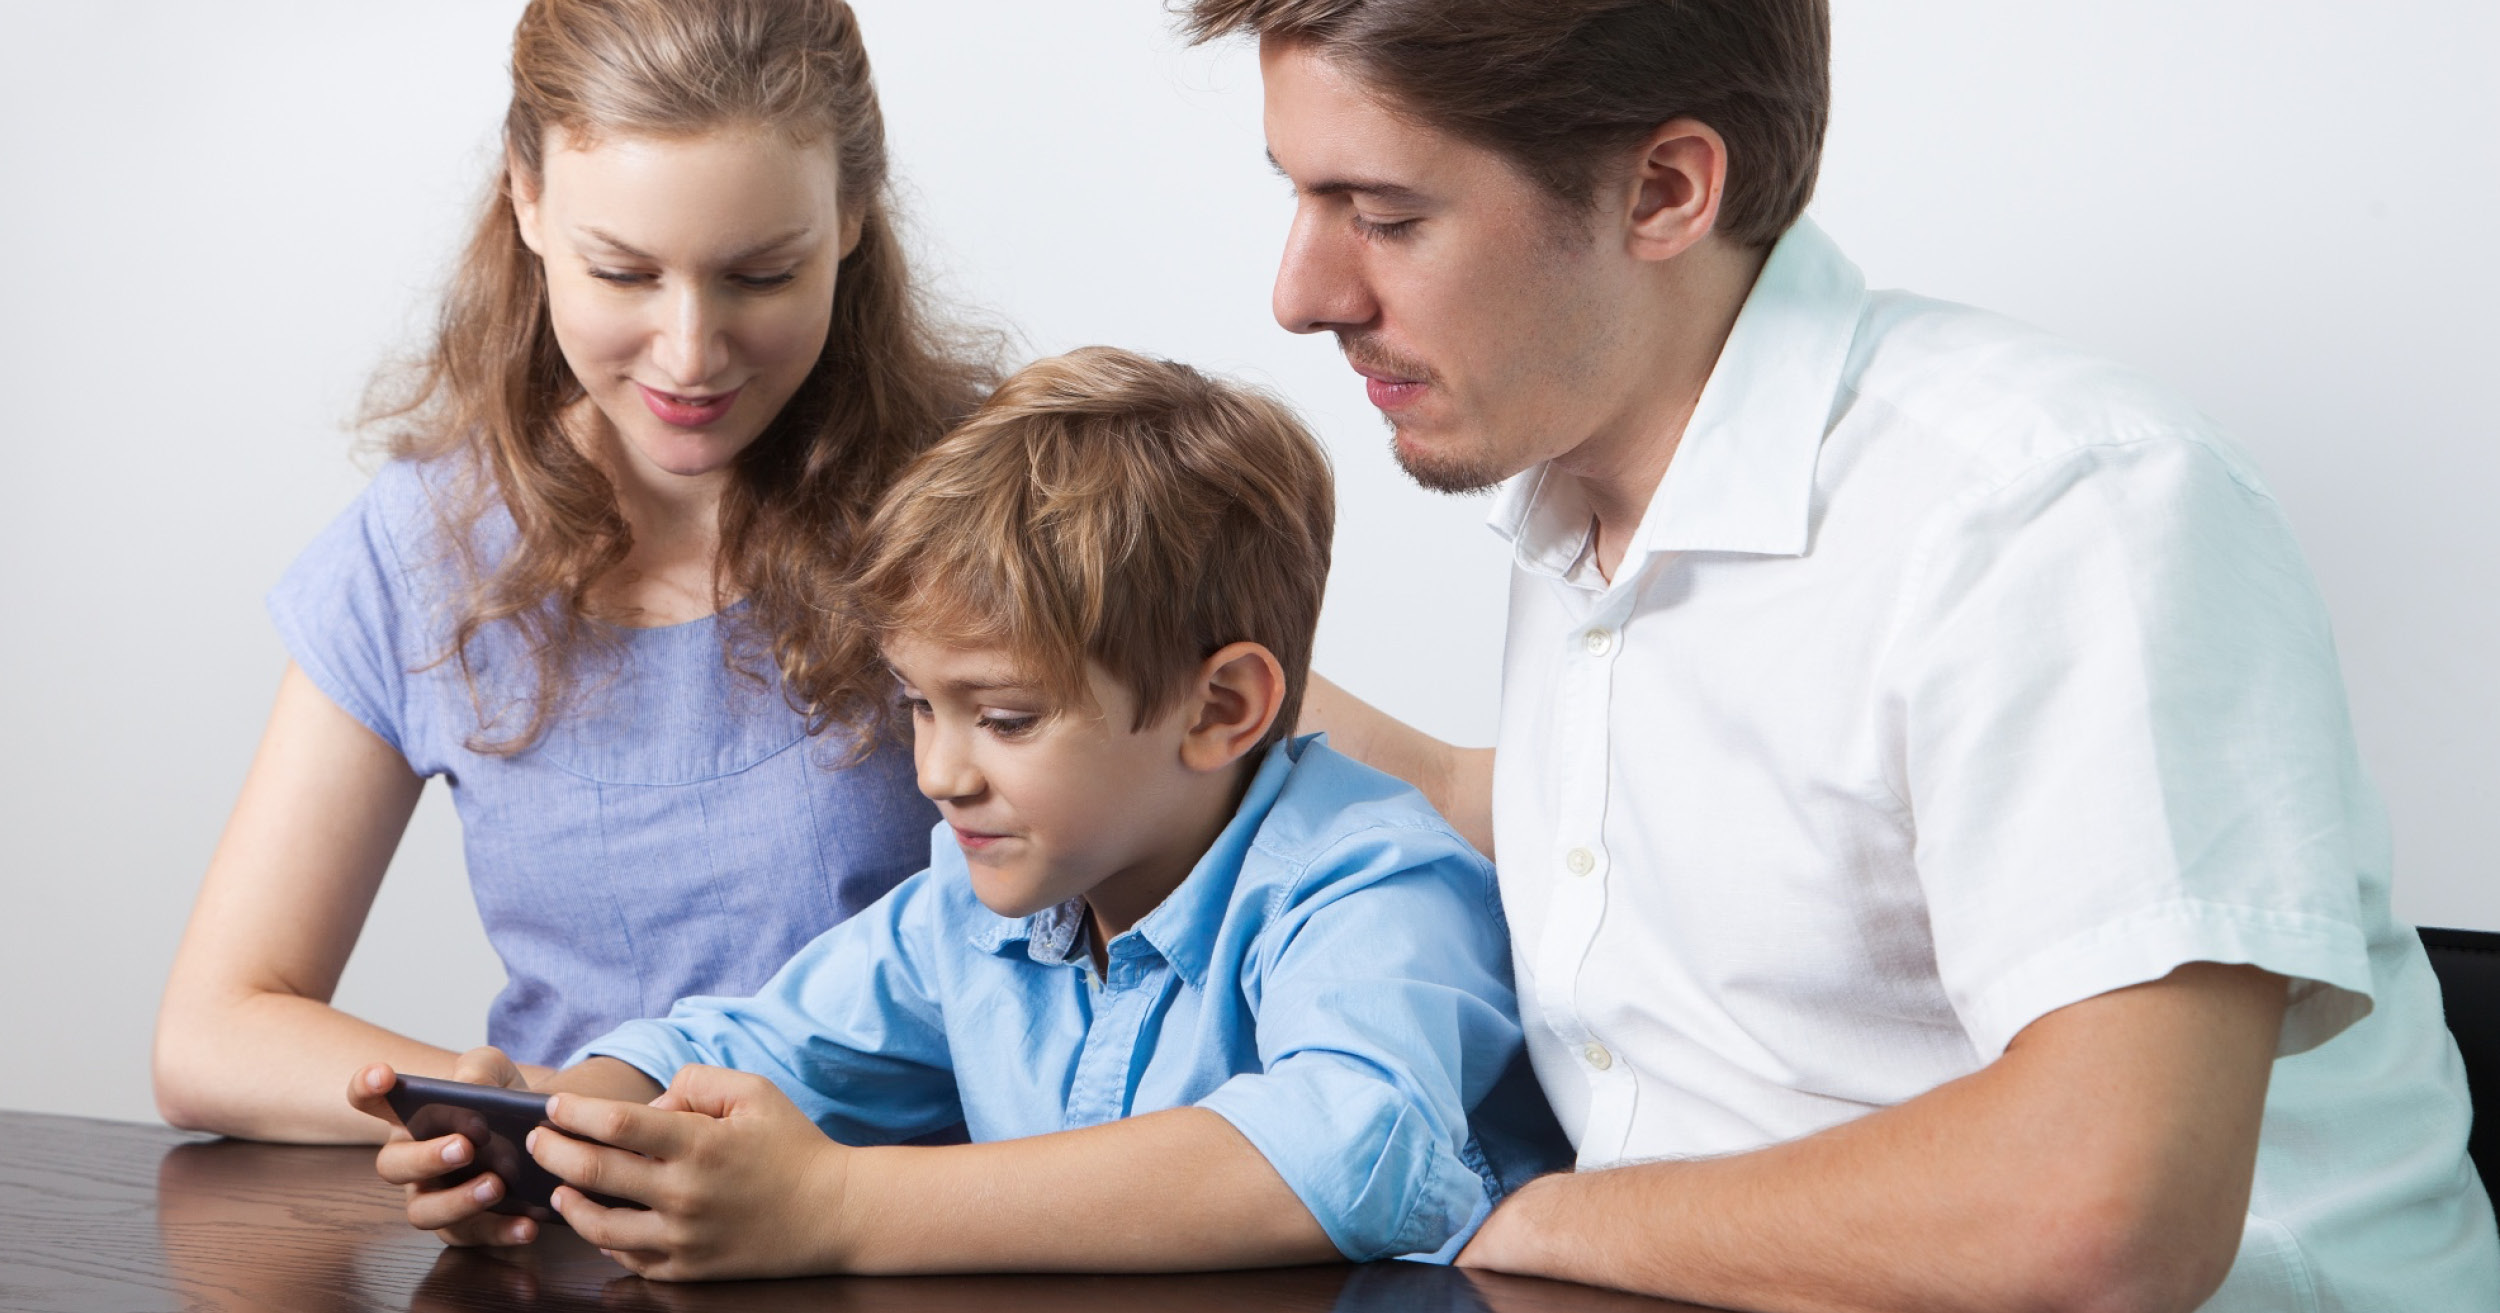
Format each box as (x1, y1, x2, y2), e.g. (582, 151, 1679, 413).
(528, 1065, 850, 1281)
(350, 1047, 543, 1248)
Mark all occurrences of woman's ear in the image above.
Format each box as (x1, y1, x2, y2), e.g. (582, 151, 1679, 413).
(509, 154, 547, 257)
(1179, 642, 1288, 774)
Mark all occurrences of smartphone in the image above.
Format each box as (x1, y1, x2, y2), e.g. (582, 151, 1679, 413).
(383, 1075, 642, 1220)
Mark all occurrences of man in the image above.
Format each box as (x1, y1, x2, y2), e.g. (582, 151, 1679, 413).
(1181, 2, 2499, 1310)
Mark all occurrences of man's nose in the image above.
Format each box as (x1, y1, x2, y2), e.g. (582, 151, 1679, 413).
(1273, 205, 1377, 336)
(650, 286, 732, 388)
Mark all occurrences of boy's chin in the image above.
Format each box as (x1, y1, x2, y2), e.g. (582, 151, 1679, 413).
(966, 868, 1068, 921)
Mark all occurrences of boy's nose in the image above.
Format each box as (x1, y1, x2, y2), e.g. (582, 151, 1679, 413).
(915, 736, 982, 803)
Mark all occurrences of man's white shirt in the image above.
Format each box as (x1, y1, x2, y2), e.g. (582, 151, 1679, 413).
(1487, 218, 2497, 1310)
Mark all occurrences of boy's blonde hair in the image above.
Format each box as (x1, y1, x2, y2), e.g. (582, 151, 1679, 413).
(831, 347, 1335, 747)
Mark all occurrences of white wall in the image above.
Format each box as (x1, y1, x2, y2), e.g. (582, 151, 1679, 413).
(1, 1, 2490, 1125)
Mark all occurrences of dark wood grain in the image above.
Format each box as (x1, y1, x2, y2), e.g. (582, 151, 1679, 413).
(0, 1110, 1708, 1312)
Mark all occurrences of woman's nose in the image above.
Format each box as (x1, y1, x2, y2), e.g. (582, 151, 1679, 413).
(650, 286, 732, 389)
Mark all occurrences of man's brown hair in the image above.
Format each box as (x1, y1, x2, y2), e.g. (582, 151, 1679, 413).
(1182, 0, 1830, 248)
(829, 347, 1335, 749)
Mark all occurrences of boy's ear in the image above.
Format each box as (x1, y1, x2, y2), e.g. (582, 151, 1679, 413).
(1179, 642, 1287, 774)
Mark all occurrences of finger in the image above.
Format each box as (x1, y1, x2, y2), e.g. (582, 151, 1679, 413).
(553, 1183, 670, 1254)
(376, 1133, 476, 1187)
(347, 1063, 403, 1127)
(545, 1092, 691, 1160)
(406, 1170, 512, 1232)
(452, 1046, 527, 1090)
(528, 1126, 660, 1208)
(436, 1209, 539, 1249)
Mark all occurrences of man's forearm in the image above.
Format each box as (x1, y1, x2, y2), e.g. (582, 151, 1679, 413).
(1466, 964, 2286, 1313)
(830, 1107, 1337, 1273)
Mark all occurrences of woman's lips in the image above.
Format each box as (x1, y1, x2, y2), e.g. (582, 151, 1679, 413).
(636, 383, 741, 429)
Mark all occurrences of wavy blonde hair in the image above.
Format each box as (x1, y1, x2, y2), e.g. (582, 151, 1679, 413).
(368, 0, 994, 752)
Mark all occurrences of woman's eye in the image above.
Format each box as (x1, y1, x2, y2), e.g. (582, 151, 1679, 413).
(731, 271, 798, 291)
(587, 267, 653, 286)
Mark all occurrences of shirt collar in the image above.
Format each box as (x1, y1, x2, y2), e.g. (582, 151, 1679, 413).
(964, 733, 1307, 989)
(1488, 217, 1867, 571)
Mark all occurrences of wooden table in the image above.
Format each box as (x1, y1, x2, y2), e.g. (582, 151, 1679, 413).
(0, 1111, 1706, 1312)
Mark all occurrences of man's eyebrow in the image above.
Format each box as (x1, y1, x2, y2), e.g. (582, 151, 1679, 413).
(1264, 150, 1430, 208)
(576, 226, 816, 263)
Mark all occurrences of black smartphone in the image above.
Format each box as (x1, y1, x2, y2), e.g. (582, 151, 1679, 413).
(382, 1075, 642, 1221)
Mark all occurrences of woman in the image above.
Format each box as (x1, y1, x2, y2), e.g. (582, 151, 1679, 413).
(154, 0, 992, 1143)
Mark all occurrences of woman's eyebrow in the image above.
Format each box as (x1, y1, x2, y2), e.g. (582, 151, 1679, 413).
(574, 226, 816, 263)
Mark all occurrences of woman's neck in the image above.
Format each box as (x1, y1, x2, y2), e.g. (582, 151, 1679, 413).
(566, 402, 733, 627)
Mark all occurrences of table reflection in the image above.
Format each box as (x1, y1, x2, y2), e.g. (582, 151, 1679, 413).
(147, 1132, 1698, 1312)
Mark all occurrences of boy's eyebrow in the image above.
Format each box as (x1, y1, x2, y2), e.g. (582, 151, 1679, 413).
(942, 676, 1039, 695)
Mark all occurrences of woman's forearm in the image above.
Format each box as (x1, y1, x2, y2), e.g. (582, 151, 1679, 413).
(153, 989, 479, 1143)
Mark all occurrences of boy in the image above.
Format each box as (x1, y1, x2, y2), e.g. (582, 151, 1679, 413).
(353, 347, 1561, 1279)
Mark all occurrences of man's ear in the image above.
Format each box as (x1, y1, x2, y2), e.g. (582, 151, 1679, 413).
(509, 153, 547, 258)
(1179, 642, 1288, 774)
(1619, 116, 1730, 263)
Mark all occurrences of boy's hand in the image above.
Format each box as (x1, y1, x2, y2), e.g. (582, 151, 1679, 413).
(528, 1065, 850, 1280)
(350, 1047, 543, 1249)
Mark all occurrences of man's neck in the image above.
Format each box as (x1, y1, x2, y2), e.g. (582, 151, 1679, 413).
(1552, 237, 1770, 582)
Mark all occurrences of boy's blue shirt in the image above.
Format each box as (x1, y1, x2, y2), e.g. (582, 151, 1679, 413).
(573, 733, 1566, 1262)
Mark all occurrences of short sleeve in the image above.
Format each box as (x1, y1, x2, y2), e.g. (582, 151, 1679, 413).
(1195, 828, 1521, 1262)
(266, 462, 435, 756)
(1890, 434, 2377, 1061)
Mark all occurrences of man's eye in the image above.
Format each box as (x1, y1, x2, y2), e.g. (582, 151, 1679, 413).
(1353, 215, 1419, 241)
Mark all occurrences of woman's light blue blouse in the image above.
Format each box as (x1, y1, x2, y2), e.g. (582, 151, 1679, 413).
(268, 460, 935, 1067)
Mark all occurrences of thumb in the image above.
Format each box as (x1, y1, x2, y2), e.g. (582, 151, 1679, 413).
(651, 1063, 765, 1119)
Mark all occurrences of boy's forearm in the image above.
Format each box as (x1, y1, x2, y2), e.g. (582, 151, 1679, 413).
(543, 1057, 665, 1103)
(830, 1107, 1337, 1273)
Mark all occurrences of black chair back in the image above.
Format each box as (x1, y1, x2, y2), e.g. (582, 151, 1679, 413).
(2420, 926, 2500, 1193)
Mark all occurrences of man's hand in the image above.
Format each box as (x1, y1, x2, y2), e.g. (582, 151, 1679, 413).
(530, 1065, 849, 1281)
(352, 1046, 543, 1249)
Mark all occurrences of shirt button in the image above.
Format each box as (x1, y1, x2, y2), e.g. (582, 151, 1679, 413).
(1584, 1042, 1614, 1071)
(1565, 847, 1596, 876)
(1584, 628, 1615, 656)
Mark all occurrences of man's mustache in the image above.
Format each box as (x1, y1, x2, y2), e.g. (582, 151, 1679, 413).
(1334, 333, 1437, 387)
